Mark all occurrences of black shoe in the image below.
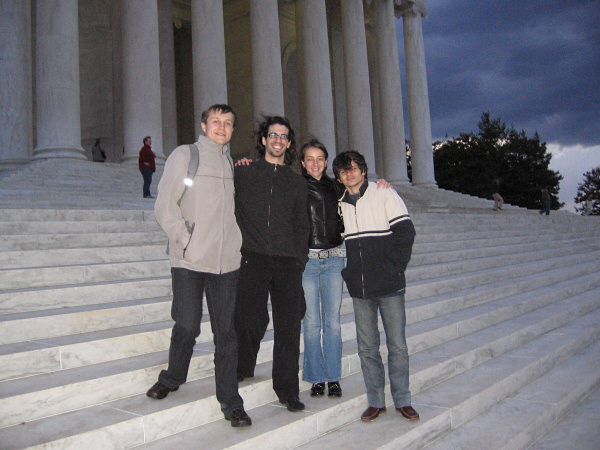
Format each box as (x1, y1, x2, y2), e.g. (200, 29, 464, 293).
(143, 194, 154, 198)
(327, 381, 342, 397)
(280, 396, 305, 412)
(225, 408, 252, 427)
(237, 373, 253, 382)
(311, 382, 325, 396)
(146, 381, 178, 400)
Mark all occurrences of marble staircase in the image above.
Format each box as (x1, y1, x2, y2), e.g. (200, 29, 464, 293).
(0, 205, 599, 448)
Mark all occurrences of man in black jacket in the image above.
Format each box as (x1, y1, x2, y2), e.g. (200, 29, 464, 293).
(234, 116, 309, 412)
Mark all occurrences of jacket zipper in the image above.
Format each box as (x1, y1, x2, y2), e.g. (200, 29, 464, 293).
(353, 199, 366, 299)
(267, 164, 277, 255)
(182, 222, 195, 258)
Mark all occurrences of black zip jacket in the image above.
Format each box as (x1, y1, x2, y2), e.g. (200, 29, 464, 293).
(234, 158, 309, 264)
(304, 172, 344, 249)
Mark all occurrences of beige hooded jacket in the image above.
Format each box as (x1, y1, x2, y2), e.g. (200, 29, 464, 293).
(154, 135, 242, 274)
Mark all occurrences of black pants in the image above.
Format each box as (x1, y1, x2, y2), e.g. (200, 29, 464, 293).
(140, 168, 153, 197)
(235, 251, 306, 401)
(159, 267, 243, 415)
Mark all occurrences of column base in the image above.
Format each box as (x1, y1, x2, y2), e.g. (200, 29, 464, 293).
(0, 158, 32, 170)
(412, 181, 438, 188)
(33, 146, 86, 161)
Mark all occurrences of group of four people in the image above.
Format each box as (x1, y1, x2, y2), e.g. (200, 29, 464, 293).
(146, 104, 419, 428)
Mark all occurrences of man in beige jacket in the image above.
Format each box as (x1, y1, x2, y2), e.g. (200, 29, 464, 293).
(146, 104, 251, 427)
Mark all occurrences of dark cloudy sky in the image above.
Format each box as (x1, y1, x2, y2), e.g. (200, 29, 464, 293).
(397, 0, 600, 212)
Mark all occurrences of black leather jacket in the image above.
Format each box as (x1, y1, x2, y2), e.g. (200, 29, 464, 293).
(304, 172, 344, 249)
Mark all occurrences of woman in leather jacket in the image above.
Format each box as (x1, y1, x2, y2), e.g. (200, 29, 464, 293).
(300, 139, 346, 398)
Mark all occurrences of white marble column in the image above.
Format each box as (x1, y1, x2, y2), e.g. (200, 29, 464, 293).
(191, 0, 228, 136)
(375, 0, 409, 184)
(158, 0, 178, 157)
(250, 0, 285, 118)
(121, 0, 165, 164)
(33, 0, 85, 160)
(402, 5, 436, 186)
(0, 0, 32, 167)
(340, 0, 376, 177)
(298, 0, 336, 165)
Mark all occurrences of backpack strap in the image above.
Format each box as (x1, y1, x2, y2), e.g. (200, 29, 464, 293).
(168, 144, 199, 256)
(177, 143, 199, 206)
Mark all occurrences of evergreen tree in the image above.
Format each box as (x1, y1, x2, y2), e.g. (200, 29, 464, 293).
(574, 166, 600, 215)
(434, 112, 563, 210)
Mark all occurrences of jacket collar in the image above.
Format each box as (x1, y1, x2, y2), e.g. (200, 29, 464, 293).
(340, 179, 369, 203)
(197, 135, 229, 154)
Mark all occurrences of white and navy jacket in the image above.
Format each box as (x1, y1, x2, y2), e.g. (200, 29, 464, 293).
(339, 181, 415, 299)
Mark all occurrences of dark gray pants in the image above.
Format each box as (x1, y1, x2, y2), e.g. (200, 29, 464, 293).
(159, 267, 243, 415)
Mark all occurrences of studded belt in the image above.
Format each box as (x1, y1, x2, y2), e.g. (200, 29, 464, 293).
(308, 246, 346, 259)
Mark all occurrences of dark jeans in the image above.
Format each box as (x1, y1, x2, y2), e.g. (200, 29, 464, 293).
(140, 168, 153, 197)
(235, 250, 306, 401)
(159, 267, 243, 415)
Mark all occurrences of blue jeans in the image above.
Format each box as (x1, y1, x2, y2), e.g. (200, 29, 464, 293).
(159, 267, 243, 416)
(302, 256, 345, 383)
(352, 292, 411, 408)
(140, 168, 153, 197)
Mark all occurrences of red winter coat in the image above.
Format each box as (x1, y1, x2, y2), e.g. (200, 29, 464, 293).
(139, 145, 156, 171)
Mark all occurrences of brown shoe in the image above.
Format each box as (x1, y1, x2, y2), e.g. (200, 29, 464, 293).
(396, 405, 420, 421)
(361, 406, 387, 422)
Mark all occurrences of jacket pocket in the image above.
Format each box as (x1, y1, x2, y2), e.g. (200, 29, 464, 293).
(182, 223, 195, 259)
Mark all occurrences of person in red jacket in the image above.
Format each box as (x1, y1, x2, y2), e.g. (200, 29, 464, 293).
(139, 136, 156, 198)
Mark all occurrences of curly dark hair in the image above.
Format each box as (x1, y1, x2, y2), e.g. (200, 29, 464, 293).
(332, 150, 368, 181)
(254, 115, 297, 165)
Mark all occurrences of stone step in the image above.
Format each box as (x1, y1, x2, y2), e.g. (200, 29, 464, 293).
(410, 236, 594, 267)
(9, 293, 593, 449)
(407, 239, 597, 282)
(291, 306, 600, 450)
(406, 249, 600, 302)
(0, 244, 168, 270)
(0, 260, 171, 291)
(3, 263, 594, 382)
(529, 384, 600, 449)
(424, 339, 600, 449)
(0, 209, 154, 222)
(414, 227, 595, 244)
(0, 220, 160, 235)
(0, 277, 172, 315)
(0, 231, 166, 251)
(1, 274, 597, 432)
(0, 233, 591, 292)
(2, 242, 597, 316)
(411, 230, 592, 253)
(2, 248, 598, 348)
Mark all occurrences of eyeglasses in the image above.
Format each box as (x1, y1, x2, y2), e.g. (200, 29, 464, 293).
(267, 132, 289, 141)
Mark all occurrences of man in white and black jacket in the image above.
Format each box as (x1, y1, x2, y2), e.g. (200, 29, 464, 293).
(332, 150, 420, 424)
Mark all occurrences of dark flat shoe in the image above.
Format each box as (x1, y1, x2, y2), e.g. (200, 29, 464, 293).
(146, 381, 178, 400)
(327, 381, 342, 397)
(361, 406, 386, 422)
(225, 408, 252, 427)
(396, 405, 420, 421)
(311, 382, 325, 396)
(280, 396, 305, 412)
